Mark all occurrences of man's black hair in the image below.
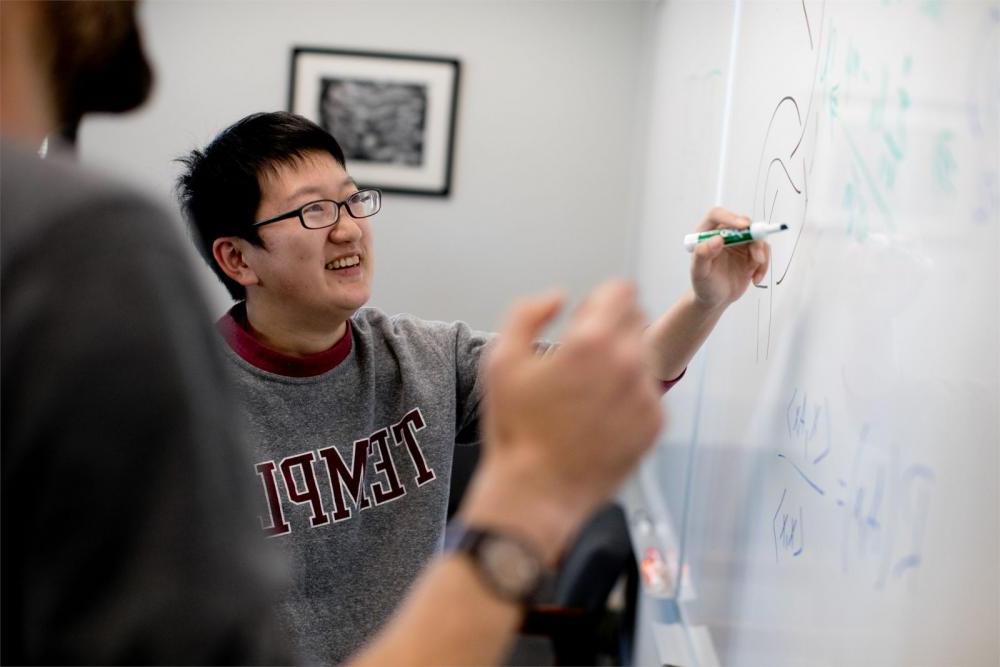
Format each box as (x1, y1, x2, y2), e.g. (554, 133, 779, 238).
(176, 111, 347, 300)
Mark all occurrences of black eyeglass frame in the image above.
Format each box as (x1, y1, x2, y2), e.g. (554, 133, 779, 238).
(251, 188, 382, 229)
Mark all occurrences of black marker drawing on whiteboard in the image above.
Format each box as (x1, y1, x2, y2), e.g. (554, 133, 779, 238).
(756, 181, 777, 360)
(752, 96, 801, 212)
(753, 98, 811, 288)
(791, 0, 826, 162)
(750, 95, 805, 364)
(754, 189, 780, 290)
(765, 157, 802, 195)
(802, 0, 814, 50)
(771, 174, 808, 284)
(762, 154, 810, 286)
(750, 0, 828, 362)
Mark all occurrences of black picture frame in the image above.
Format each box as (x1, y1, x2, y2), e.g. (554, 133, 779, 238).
(289, 47, 461, 197)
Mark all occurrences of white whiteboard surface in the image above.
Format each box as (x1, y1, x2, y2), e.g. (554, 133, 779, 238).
(628, 1, 999, 665)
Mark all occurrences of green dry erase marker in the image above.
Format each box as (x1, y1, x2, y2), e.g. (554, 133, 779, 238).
(683, 222, 788, 252)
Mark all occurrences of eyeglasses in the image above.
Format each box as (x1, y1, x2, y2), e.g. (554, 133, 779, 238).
(252, 188, 382, 230)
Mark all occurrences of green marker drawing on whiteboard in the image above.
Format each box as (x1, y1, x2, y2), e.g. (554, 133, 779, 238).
(683, 223, 789, 253)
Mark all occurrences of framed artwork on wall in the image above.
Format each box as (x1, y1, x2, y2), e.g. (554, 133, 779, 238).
(289, 47, 461, 197)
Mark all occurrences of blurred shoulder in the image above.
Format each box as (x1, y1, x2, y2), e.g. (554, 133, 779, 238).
(1, 141, 181, 264)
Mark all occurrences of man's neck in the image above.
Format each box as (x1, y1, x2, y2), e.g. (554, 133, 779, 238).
(244, 300, 350, 357)
(0, 3, 57, 146)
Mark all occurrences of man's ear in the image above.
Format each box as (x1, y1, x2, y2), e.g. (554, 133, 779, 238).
(212, 237, 259, 287)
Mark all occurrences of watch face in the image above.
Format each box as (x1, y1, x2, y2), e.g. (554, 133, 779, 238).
(480, 535, 543, 597)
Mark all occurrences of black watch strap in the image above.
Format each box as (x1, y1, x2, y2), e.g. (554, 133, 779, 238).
(445, 519, 552, 606)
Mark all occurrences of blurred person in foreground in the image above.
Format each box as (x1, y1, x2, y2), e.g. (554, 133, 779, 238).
(2, 1, 290, 662)
(1, 2, 665, 664)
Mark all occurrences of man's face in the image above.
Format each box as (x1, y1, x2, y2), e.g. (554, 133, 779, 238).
(244, 151, 374, 326)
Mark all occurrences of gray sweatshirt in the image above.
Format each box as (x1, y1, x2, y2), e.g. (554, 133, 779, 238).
(217, 304, 491, 664)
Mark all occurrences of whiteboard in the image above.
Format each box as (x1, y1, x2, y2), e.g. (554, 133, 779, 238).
(628, 1, 999, 665)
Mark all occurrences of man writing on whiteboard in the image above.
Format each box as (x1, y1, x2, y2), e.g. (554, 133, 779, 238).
(175, 110, 772, 662)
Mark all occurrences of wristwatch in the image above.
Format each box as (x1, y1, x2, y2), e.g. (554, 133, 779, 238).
(445, 519, 550, 606)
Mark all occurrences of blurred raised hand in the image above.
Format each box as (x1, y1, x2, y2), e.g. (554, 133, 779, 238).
(463, 280, 664, 562)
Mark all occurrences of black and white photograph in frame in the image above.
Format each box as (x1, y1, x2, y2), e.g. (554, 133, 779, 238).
(289, 47, 460, 196)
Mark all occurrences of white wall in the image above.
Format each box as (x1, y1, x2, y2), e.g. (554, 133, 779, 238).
(80, 0, 656, 330)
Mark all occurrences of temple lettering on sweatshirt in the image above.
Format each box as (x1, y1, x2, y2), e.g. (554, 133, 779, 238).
(254, 408, 435, 536)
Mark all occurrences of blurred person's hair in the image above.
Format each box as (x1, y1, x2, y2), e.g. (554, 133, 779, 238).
(176, 112, 348, 301)
(41, 1, 153, 144)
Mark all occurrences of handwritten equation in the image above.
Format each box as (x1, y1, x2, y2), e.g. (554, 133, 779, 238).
(772, 387, 935, 591)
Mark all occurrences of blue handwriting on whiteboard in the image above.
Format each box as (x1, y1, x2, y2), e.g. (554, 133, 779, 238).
(840, 423, 935, 589)
(773, 389, 935, 591)
(773, 488, 805, 562)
